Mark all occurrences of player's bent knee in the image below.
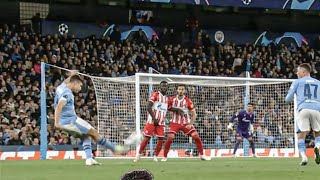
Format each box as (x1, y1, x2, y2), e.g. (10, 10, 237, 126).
(298, 131, 309, 139)
(168, 133, 175, 139)
(190, 132, 198, 137)
(87, 128, 100, 141)
(143, 136, 151, 140)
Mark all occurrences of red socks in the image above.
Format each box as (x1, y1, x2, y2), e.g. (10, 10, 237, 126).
(154, 139, 163, 156)
(192, 134, 204, 156)
(163, 137, 174, 158)
(138, 137, 150, 154)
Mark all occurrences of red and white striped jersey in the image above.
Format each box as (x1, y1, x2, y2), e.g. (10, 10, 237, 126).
(146, 91, 168, 126)
(168, 95, 195, 125)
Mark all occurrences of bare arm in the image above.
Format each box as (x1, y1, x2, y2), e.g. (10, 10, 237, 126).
(63, 70, 78, 84)
(54, 99, 67, 128)
(189, 110, 197, 125)
(146, 101, 156, 120)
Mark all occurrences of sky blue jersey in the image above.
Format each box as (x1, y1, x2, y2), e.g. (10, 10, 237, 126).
(285, 76, 320, 111)
(54, 83, 77, 124)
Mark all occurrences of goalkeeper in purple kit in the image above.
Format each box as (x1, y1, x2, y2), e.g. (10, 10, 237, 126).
(227, 103, 256, 157)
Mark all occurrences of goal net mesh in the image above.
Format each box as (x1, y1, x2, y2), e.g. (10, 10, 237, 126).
(91, 74, 295, 158)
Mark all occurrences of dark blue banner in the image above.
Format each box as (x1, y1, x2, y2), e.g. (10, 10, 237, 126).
(132, 0, 320, 10)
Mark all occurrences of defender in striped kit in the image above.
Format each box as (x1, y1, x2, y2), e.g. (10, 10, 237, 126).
(162, 84, 211, 161)
(134, 81, 169, 162)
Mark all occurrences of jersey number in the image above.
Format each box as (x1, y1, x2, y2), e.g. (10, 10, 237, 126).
(304, 84, 318, 99)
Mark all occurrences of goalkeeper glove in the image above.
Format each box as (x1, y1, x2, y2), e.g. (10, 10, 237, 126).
(249, 124, 254, 134)
(227, 123, 233, 130)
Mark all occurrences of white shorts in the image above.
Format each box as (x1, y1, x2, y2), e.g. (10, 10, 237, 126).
(60, 117, 92, 136)
(297, 109, 320, 132)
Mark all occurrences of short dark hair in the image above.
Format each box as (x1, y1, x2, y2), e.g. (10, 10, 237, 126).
(160, 81, 167, 85)
(120, 169, 153, 180)
(247, 103, 254, 106)
(69, 75, 82, 83)
(299, 63, 312, 73)
(176, 84, 186, 89)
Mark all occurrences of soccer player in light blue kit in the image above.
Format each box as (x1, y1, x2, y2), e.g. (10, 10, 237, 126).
(285, 63, 320, 166)
(54, 71, 130, 165)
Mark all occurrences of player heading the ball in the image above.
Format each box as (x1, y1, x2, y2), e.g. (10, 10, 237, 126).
(134, 81, 169, 162)
(54, 71, 135, 166)
(227, 103, 256, 157)
(285, 63, 320, 166)
(162, 84, 211, 161)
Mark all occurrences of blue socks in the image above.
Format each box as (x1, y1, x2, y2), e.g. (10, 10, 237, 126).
(298, 139, 306, 158)
(82, 138, 92, 159)
(97, 137, 115, 152)
(315, 136, 320, 149)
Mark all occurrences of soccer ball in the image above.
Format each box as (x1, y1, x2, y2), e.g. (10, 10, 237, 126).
(242, 0, 252, 5)
(124, 131, 142, 145)
(58, 23, 68, 35)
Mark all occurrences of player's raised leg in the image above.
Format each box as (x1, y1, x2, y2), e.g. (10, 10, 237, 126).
(86, 123, 129, 154)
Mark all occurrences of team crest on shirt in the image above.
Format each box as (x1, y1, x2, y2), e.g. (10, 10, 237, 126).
(155, 102, 168, 111)
(242, 118, 251, 122)
(63, 95, 68, 98)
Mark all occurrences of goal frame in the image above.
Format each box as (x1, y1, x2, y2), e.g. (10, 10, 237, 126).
(134, 72, 298, 158)
(40, 62, 298, 159)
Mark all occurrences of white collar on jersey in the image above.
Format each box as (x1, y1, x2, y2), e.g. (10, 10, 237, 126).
(176, 95, 185, 101)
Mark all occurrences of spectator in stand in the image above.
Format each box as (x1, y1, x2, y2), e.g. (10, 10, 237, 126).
(0, 23, 319, 150)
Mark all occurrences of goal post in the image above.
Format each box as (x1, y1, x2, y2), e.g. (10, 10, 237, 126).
(131, 73, 298, 158)
(40, 63, 298, 159)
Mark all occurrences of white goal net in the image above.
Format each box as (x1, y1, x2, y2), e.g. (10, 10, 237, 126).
(90, 73, 298, 158)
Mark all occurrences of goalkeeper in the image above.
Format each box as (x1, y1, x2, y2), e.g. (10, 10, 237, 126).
(54, 71, 131, 166)
(227, 103, 256, 157)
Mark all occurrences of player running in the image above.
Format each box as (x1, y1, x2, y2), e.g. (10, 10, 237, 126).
(134, 81, 169, 162)
(162, 84, 211, 161)
(54, 71, 134, 166)
(285, 63, 320, 166)
(227, 103, 256, 157)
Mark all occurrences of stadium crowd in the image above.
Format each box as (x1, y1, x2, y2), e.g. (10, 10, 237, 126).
(1, 23, 320, 150)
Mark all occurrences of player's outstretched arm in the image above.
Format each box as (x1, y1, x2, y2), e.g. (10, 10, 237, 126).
(189, 109, 197, 126)
(63, 70, 78, 84)
(285, 81, 298, 102)
(228, 112, 238, 130)
(54, 99, 67, 129)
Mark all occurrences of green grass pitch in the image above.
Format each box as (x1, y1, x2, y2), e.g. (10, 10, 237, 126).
(1, 158, 319, 180)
